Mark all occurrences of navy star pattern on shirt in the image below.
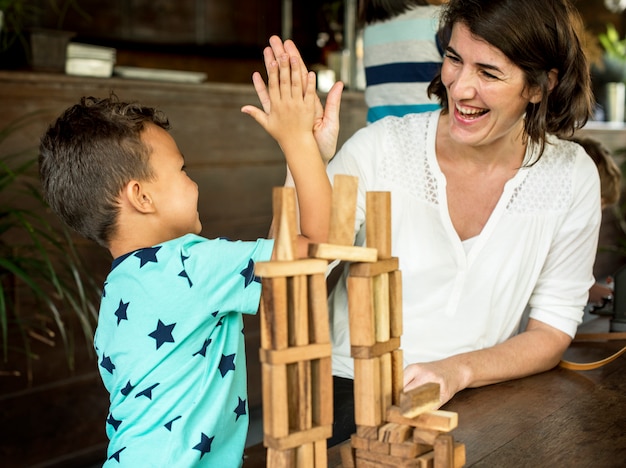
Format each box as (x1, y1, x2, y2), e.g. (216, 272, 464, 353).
(164, 415, 182, 431)
(179, 253, 193, 287)
(193, 338, 212, 357)
(100, 354, 115, 374)
(218, 353, 236, 377)
(114, 299, 129, 325)
(148, 320, 176, 350)
(135, 383, 159, 400)
(193, 433, 214, 459)
(121, 380, 135, 396)
(134, 246, 161, 268)
(240, 258, 261, 287)
(234, 397, 246, 421)
(107, 414, 122, 431)
(108, 447, 125, 462)
(95, 236, 273, 465)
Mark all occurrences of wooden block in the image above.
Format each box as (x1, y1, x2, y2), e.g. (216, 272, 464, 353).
(366, 191, 392, 259)
(262, 363, 289, 438)
(286, 274, 312, 432)
(351, 433, 371, 450)
(339, 440, 356, 468)
(295, 442, 315, 468)
(313, 440, 328, 468)
(434, 434, 454, 468)
(416, 450, 435, 468)
(391, 349, 404, 406)
(389, 270, 403, 338)
(374, 273, 391, 342)
(328, 174, 359, 246)
(311, 357, 333, 426)
(267, 447, 295, 468)
(259, 343, 332, 365)
(347, 276, 376, 347)
(288, 361, 312, 431)
(412, 410, 459, 432)
(307, 273, 330, 344)
(260, 277, 289, 350)
(354, 357, 382, 426)
(413, 428, 442, 445)
(264, 425, 333, 451)
(379, 423, 412, 444)
(272, 186, 298, 261)
(356, 448, 420, 467)
(370, 438, 391, 454)
(349, 257, 399, 277)
(356, 425, 379, 439)
(309, 242, 378, 263)
(390, 441, 433, 459)
(351, 337, 401, 359)
(399, 383, 440, 418)
(386, 407, 458, 432)
(288, 275, 309, 347)
(453, 442, 466, 468)
(380, 352, 393, 420)
(255, 258, 329, 278)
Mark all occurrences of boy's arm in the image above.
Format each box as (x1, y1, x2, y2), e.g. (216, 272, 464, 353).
(242, 51, 335, 256)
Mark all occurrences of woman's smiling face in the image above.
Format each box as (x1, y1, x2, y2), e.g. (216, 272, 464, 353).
(441, 22, 541, 150)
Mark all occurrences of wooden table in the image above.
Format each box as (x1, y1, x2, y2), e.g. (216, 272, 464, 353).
(243, 317, 626, 467)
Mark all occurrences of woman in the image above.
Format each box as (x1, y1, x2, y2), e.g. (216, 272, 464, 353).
(248, 0, 600, 447)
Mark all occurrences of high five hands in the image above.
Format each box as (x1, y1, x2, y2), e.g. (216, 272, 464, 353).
(242, 35, 344, 164)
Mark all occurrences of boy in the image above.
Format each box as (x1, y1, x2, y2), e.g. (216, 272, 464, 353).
(38, 55, 333, 466)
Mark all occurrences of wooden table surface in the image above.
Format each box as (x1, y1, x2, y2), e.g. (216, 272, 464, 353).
(243, 317, 626, 467)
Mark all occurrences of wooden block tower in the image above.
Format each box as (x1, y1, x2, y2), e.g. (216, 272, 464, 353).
(254, 186, 334, 467)
(256, 175, 466, 467)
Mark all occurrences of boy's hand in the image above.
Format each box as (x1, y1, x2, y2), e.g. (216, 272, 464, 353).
(242, 36, 343, 164)
(242, 51, 317, 151)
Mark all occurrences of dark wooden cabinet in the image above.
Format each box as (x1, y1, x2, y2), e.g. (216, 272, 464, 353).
(41, 0, 283, 48)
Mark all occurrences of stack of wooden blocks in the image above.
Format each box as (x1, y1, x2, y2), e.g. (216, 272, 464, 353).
(255, 175, 465, 467)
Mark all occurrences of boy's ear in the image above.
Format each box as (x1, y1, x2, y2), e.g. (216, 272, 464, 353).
(124, 180, 156, 214)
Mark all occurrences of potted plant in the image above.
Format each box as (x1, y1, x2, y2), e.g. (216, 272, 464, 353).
(0, 112, 101, 383)
(0, 0, 89, 71)
(598, 23, 626, 81)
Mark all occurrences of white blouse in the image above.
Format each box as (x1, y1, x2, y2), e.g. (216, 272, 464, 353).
(326, 110, 602, 378)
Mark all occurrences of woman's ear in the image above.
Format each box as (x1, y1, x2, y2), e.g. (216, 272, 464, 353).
(529, 68, 559, 104)
(124, 180, 156, 214)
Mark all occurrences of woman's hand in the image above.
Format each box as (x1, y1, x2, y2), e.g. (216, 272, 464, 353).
(403, 360, 468, 407)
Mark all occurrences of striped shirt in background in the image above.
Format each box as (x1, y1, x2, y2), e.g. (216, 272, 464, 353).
(363, 5, 443, 123)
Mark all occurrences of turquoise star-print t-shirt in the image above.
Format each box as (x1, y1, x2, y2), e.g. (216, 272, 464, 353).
(95, 234, 274, 467)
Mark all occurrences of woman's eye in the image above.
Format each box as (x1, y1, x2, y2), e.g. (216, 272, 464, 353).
(445, 53, 461, 63)
(480, 71, 499, 80)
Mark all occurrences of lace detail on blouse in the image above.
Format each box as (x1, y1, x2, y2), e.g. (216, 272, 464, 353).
(380, 114, 439, 205)
(506, 139, 576, 214)
(379, 114, 577, 214)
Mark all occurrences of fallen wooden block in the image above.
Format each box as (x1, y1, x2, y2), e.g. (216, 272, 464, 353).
(386, 407, 459, 432)
(399, 382, 440, 418)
